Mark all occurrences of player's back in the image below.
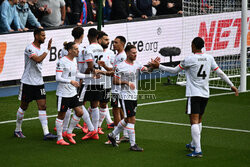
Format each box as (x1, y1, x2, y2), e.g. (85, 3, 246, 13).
(84, 43, 103, 85)
(181, 53, 218, 98)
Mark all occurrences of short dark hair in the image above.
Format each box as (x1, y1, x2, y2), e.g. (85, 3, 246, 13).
(97, 31, 108, 40)
(87, 28, 98, 40)
(125, 44, 136, 53)
(63, 41, 76, 51)
(192, 37, 204, 50)
(34, 28, 44, 37)
(72, 26, 84, 39)
(116, 36, 126, 44)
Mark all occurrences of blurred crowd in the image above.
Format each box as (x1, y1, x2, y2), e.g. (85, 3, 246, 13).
(0, 0, 184, 33)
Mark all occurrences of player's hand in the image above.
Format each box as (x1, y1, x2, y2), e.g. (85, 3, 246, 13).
(154, 56, 161, 63)
(141, 15, 148, 19)
(231, 86, 239, 96)
(70, 80, 79, 87)
(148, 57, 160, 69)
(128, 82, 135, 90)
(94, 74, 101, 79)
(23, 28, 29, 31)
(47, 38, 52, 50)
(127, 17, 133, 21)
(98, 61, 105, 67)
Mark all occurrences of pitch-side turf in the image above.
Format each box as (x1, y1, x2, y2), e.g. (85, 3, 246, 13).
(0, 78, 249, 167)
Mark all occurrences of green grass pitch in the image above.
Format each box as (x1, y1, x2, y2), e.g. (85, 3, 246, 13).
(0, 77, 249, 167)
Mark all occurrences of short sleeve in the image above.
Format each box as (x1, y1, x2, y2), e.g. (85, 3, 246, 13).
(211, 56, 219, 71)
(25, 46, 37, 58)
(60, 0, 66, 7)
(56, 60, 65, 72)
(84, 50, 94, 62)
(180, 56, 193, 68)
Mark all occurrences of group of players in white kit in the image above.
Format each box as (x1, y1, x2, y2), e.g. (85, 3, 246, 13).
(14, 27, 238, 156)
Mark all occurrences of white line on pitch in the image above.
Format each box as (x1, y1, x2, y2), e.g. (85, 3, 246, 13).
(136, 119, 250, 133)
(0, 91, 249, 133)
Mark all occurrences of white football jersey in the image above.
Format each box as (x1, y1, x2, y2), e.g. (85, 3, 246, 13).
(21, 43, 45, 85)
(77, 44, 87, 74)
(100, 49, 115, 89)
(180, 53, 219, 98)
(115, 60, 144, 100)
(84, 43, 104, 85)
(111, 51, 127, 94)
(56, 56, 78, 97)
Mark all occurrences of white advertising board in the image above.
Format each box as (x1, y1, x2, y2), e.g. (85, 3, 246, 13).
(0, 11, 249, 82)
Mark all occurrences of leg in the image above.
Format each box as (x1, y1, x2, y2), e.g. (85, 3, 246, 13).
(36, 99, 50, 136)
(62, 109, 72, 132)
(189, 114, 202, 153)
(99, 102, 107, 129)
(56, 111, 66, 142)
(90, 101, 100, 131)
(14, 100, 29, 138)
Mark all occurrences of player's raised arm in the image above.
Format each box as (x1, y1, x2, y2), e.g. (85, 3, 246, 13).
(149, 57, 183, 74)
(31, 38, 52, 63)
(214, 68, 239, 96)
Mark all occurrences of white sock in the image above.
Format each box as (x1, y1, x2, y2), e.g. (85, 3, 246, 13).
(123, 129, 129, 138)
(91, 107, 99, 131)
(191, 123, 202, 147)
(63, 109, 72, 132)
(98, 108, 107, 127)
(126, 123, 136, 146)
(199, 122, 202, 133)
(38, 110, 49, 135)
(56, 118, 63, 141)
(67, 113, 81, 134)
(15, 107, 25, 132)
(105, 106, 113, 124)
(191, 124, 201, 153)
(112, 119, 127, 140)
(82, 106, 94, 131)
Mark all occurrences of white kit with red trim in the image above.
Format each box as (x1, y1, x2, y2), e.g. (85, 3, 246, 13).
(83, 43, 103, 85)
(21, 43, 46, 85)
(56, 56, 78, 97)
(115, 60, 145, 100)
(179, 53, 219, 98)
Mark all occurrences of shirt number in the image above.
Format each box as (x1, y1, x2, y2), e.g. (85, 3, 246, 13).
(94, 55, 103, 69)
(40, 89, 46, 95)
(197, 65, 207, 79)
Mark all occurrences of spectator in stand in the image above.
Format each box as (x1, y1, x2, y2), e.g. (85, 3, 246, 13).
(0, 0, 23, 33)
(16, 0, 43, 30)
(37, 0, 66, 27)
(111, 0, 148, 21)
(136, 0, 152, 17)
(27, 0, 52, 23)
(103, 0, 112, 21)
(153, 0, 183, 16)
(66, 0, 94, 25)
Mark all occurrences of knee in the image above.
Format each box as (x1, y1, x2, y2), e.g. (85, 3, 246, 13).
(38, 104, 46, 110)
(76, 110, 83, 117)
(100, 103, 106, 108)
